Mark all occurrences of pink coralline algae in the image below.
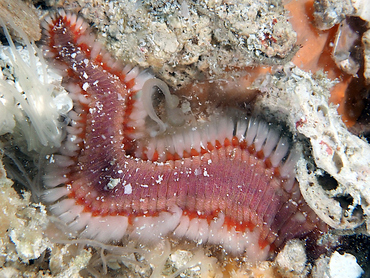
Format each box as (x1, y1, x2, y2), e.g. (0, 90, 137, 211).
(42, 10, 327, 262)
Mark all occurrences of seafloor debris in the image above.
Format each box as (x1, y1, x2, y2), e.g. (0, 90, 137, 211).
(314, 0, 370, 30)
(275, 239, 308, 275)
(75, 0, 297, 88)
(0, 0, 41, 42)
(331, 18, 362, 76)
(0, 157, 49, 269)
(313, 0, 355, 30)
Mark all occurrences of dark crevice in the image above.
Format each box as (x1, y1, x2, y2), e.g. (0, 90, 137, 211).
(333, 194, 354, 210)
(317, 171, 338, 191)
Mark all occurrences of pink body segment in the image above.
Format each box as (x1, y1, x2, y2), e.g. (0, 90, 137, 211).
(42, 11, 326, 261)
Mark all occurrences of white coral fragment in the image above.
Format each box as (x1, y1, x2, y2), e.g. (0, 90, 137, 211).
(363, 29, 370, 84)
(329, 251, 364, 278)
(276, 239, 307, 274)
(256, 64, 370, 231)
(351, 0, 370, 22)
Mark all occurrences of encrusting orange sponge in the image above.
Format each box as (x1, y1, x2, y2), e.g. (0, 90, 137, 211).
(285, 0, 359, 127)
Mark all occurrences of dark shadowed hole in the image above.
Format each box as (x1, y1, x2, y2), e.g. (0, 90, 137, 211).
(333, 194, 353, 210)
(1, 141, 38, 196)
(317, 171, 338, 191)
(352, 205, 364, 222)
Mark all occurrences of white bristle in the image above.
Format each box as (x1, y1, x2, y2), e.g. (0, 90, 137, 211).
(78, 94, 90, 104)
(59, 10, 66, 18)
(91, 42, 102, 59)
(172, 132, 185, 156)
(53, 155, 74, 167)
(41, 20, 51, 31)
(156, 139, 166, 161)
(245, 119, 258, 146)
(80, 216, 103, 239)
(196, 128, 207, 150)
(173, 215, 190, 238)
(43, 49, 56, 58)
(215, 118, 226, 143)
(181, 132, 192, 155)
(44, 15, 53, 26)
(283, 177, 295, 192)
(254, 122, 269, 151)
(192, 129, 203, 152)
(270, 137, 289, 167)
(43, 175, 68, 188)
(49, 198, 75, 216)
(104, 216, 129, 241)
(110, 61, 123, 71)
(262, 129, 280, 157)
(93, 216, 128, 242)
(208, 212, 225, 244)
(102, 52, 112, 64)
(58, 203, 84, 223)
(59, 145, 77, 157)
(164, 135, 175, 155)
(67, 110, 81, 121)
(42, 187, 69, 203)
(76, 34, 92, 47)
(235, 120, 248, 140)
(205, 122, 217, 144)
(64, 140, 80, 152)
(196, 219, 209, 243)
(65, 83, 82, 94)
(129, 107, 147, 121)
(69, 13, 77, 25)
(79, 22, 89, 33)
(68, 212, 92, 232)
(145, 139, 156, 160)
(185, 218, 200, 240)
(66, 126, 83, 135)
(71, 119, 83, 128)
(125, 67, 140, 82)
(122, 65, 133, 75)
(75, 17, 84, 30)
(279, 149, 299, 178)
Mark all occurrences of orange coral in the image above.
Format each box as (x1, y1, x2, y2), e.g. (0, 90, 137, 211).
(285, 0, 359, 126)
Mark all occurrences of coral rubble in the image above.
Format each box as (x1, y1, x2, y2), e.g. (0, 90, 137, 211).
(77, 0, 297, 88)
(0, 0, 41, 42)
(254, 64, 370, 232)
